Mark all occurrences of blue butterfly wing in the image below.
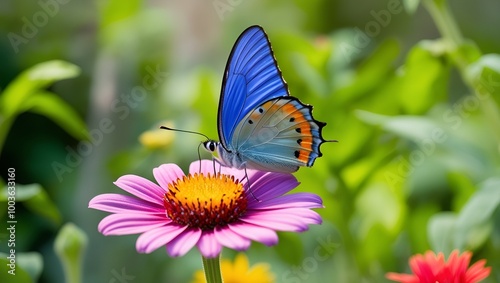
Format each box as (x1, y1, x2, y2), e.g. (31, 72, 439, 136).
(218, 26, 289, 149)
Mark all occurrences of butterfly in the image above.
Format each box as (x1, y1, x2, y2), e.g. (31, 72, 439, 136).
(203, 25, 334, 173)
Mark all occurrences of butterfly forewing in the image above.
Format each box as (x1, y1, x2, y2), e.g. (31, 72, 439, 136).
(218, 26, 289, 149)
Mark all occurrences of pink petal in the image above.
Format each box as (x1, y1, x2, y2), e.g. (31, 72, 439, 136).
(249, 208, 322, 225)
(196, 230, 223, 258)
(192, 160, 247, 181)
(245, 169, 267, 183)
(248, 173, 299, 203)
(250, 193, 323, 210)
(98, 213, 170, 235)
(153, 163, 185, 189)
(114, 175, 165, 204)
(167, 228, 202, 257)
(214, 226, 251, 251)
(241, 214, 307, 232)
(89, 194, 164, 213)
(136, 224, 187, 253)
(231, 166, 263, 185)
(228, 222, 278, 246)
(190, 160, 217, 176)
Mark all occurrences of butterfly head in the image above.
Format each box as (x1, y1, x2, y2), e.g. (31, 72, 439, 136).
(203, 140, 218, 154)
(203, 140, 245, 169)
(203, 140, 229, 163)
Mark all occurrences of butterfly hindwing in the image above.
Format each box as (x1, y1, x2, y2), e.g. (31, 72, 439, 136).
(231, 97, 326, 172)
(219, 26, 289, 149)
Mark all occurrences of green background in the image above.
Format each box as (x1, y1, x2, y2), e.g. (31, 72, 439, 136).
(1, 0, 499, 282)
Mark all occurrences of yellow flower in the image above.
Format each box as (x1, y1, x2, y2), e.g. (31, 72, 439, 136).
(192, 253, 275, 283)
(139, 121, 174, 149)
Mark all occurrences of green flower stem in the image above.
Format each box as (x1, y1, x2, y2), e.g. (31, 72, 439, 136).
(423, 0, 500, 140)
(54, 223, 87, 283)
(423, 0, 467, 69)
(423, 0, 464, 47)
(202, 254, 223, 283)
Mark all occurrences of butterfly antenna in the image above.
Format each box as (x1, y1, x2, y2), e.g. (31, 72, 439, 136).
(161, 126, 212, 173)
(159, 126, 211, 141)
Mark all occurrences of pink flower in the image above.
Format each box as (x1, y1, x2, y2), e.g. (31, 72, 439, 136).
(386, 250, 491, 283)
(89, 160, 323, 258)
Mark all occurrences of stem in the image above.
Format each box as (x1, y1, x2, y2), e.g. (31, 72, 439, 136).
(423, 0, 464, 47)
(202, 254, 223, 283)
(423, 0, 500, 141)
(422, 0, 468, 69)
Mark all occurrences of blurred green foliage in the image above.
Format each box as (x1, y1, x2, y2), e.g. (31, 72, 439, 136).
(1, 0, 499, 282)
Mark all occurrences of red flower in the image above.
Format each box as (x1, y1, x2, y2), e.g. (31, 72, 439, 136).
(387, 250, 491, 283)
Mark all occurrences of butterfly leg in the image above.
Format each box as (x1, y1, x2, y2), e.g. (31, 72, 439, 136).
(209, 156, 225, 176)
(196, 143, 204, 173)
(243, 166, 261, 202)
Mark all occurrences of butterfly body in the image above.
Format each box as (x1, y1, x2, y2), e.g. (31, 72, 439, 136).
(204, 25, 332, 173)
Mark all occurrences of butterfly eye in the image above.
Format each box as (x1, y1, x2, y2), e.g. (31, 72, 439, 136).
(204, 141, 217, 152)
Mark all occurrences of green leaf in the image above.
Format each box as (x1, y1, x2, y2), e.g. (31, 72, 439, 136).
(0, 183, 39, 202)
(335, 39, 400, 104)
(17, 253, 43, 283)
(398, 40, 450, 114)
(98, 0, 141, 30)
(191, 69, 219, 139)
(456, 41, 482, 65)
(291, 53, 329, 97)
(354, 184, 404, 235)
(447, 172, 476, 211)
(0, 60, 80, 119)
(467, 53, 500, 80)
(403, 0, 420, 14)
(466, 53, 500, 105)
(356, 111, 440, 142)
(0, 183, 61, 225)
(21, 91, 89, 141)
(357, 224, 394, 266)
(409, 204, 440, 252)
(274, 233, 304, 265)
(453, 178, 500, 249)
(0, 255, 33, 283)
(428, 212, 456, 254)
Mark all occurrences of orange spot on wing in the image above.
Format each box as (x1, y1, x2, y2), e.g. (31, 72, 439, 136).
(281, 103, 297, 113)
(299, 136, 313, 147)
(297, 122, 312, 136)
(250, 112, 260, 121)
(296, 150, 311, 163)
(266, 100, 282, 112)
(282, 104, 306, 120)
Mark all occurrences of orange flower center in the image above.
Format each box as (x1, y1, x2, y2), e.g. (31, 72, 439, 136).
(164, 173, 248, 230)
